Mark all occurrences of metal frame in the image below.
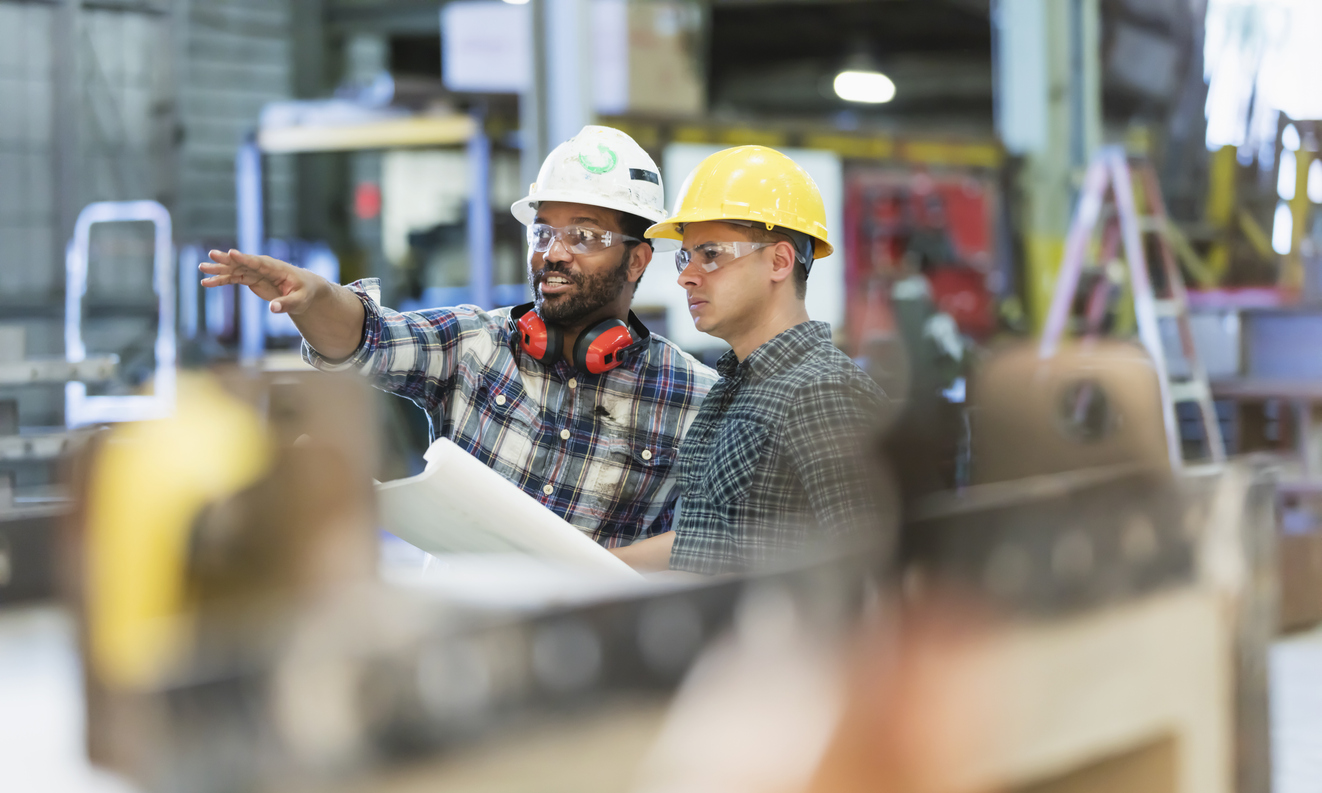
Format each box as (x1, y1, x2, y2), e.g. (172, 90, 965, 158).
(1039, 147, 1226, 469)
(64, 201, 176, 426)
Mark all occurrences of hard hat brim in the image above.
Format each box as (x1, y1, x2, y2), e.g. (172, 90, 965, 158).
(643, 145, 835, 259)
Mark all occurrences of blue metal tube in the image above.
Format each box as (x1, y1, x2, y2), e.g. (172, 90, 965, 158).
(178, 243, 200, 340)
(236, 134, 266, 363)
(467, 109, 494, 309)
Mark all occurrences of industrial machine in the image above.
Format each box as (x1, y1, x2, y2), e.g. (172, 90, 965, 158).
(58, 345, 1273, 793)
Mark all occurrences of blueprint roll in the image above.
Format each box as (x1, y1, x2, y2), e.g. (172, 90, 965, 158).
(375, 438, 640, 579)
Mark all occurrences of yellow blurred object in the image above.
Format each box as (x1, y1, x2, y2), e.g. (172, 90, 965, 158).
(1163, 218, 1217, 288)
(1124, 123, 1153, 156)
(1026, 233, 1066, 333)
(1239, 208, 1275, 262)
(1204, 146, 1237, 280)
(85, 373, 272, 690)
(1206, 146, 1237, 229)
(646, 145, 834, 258)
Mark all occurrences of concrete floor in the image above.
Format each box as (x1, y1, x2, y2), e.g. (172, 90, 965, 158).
(1271, 624, 1322, 793)
(0, 607, 138, 793)
(1, 604, 1320, 792)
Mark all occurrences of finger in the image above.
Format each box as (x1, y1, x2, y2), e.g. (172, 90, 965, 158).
(198, 262, 229, 275)
(270, 286, 310, 315)
(224, 248, 258, 273)
(200, 275, 232, 287)
(208, 249, 232, 264)
(231, 249, 291, 283)
(228, 248, 273, 271)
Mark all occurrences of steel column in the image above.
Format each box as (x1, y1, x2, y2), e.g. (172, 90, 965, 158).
(236, 135, 265, 363)
(467, 107, 493, 309)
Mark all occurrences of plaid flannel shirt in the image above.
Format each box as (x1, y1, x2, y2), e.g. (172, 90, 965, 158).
(670, 321, 892, 574)
(304, 279, 717, 547)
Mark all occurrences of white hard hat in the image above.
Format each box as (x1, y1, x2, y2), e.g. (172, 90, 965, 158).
(511, 125, 668, 233)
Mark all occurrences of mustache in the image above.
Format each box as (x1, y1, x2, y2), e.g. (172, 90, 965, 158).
(533, 265, 578, 283)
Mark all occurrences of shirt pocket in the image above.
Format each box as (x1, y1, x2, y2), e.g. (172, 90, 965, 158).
(702, 418, 767, 505)
(459, 377, 540, 481)
(585, 434, 677, 509)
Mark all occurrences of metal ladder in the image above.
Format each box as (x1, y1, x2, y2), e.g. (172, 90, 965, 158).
(1040, 146, 1226, 469)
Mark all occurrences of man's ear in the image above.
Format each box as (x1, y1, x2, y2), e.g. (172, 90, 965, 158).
(628, 244, 653, 286)
(767, 240, 797, 285)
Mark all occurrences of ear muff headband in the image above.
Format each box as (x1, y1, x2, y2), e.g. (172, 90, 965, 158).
(573, 319, 636, 374)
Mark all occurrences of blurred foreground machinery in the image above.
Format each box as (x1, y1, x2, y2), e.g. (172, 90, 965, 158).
(66, 343, 1274, 793)
(0, 324, 117, 607)
(928, 341, 1274, 793)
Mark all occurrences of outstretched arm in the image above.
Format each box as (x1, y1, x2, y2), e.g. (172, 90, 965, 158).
(199, 249, 366, 361)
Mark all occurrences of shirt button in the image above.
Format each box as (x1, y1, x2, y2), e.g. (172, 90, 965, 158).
(641, 449, 653, 460)
(542, 484, 554, 495)
(568, 378, 578, 389)
(560, 429, 571, 440)
(495, 394, 506, 406)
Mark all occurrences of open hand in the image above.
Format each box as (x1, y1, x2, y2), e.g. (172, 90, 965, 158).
(199, 249, 321, 315)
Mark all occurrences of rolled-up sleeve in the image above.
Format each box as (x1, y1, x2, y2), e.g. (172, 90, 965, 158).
(301, 278, 504, 415)
(301, 279, 386, 373)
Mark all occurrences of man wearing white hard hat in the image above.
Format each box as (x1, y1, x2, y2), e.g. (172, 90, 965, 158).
(200, 126, 717, 548)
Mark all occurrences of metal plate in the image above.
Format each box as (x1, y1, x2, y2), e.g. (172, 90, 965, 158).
(0, 356, 117, 386)
(903, 465, 1196, 618)
(0, 507, 62, 605)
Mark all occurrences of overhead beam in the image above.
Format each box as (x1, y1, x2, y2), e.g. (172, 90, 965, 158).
(326, 0, 444, 33)
(712, 0, 987, 11)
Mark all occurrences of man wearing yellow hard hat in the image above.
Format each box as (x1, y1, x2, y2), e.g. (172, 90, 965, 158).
(610, 146, 892, 574)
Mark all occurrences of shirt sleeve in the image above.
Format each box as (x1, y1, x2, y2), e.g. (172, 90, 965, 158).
(784, 376, 897, 553)
(640, 491, 678, 541)
(301, 278, 507, 414)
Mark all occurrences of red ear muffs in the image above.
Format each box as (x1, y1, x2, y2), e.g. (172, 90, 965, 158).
(516, 309, 564, 366)
(512, 303, 642, 374)
(573, 318, 636, 374)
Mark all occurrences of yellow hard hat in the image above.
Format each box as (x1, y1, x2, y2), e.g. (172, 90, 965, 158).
(646, 145, 833, 259)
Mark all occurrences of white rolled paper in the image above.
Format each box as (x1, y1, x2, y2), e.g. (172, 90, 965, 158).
(375, 438, 640, 579)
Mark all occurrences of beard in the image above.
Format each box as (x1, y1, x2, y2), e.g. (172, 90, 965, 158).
(529, 247, 632, 326)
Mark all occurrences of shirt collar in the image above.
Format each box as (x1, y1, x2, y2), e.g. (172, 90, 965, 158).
(716, 321, 833, 383)
(616, 324, 653, 372)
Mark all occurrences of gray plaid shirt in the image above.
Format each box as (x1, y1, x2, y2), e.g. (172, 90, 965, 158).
(669, 321, 891, 574)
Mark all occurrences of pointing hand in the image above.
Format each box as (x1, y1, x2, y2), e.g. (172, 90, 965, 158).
(198, 249, 320, 315)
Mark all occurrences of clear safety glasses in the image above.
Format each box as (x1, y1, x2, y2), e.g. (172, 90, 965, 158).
(674, 241, 774, 274)
(527, 223, 639, 255)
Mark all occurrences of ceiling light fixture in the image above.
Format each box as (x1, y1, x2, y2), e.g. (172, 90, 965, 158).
(1283, 123, 1301, 152)
(834, 70, 896, 104)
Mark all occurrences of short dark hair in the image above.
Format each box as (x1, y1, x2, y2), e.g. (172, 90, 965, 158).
(617, 211, 654, 250)
(743, 225, 808, 299)
(616, 211, 653, 296)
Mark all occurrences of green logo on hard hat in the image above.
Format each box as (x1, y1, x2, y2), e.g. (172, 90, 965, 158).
(579, 144, 618, 175)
